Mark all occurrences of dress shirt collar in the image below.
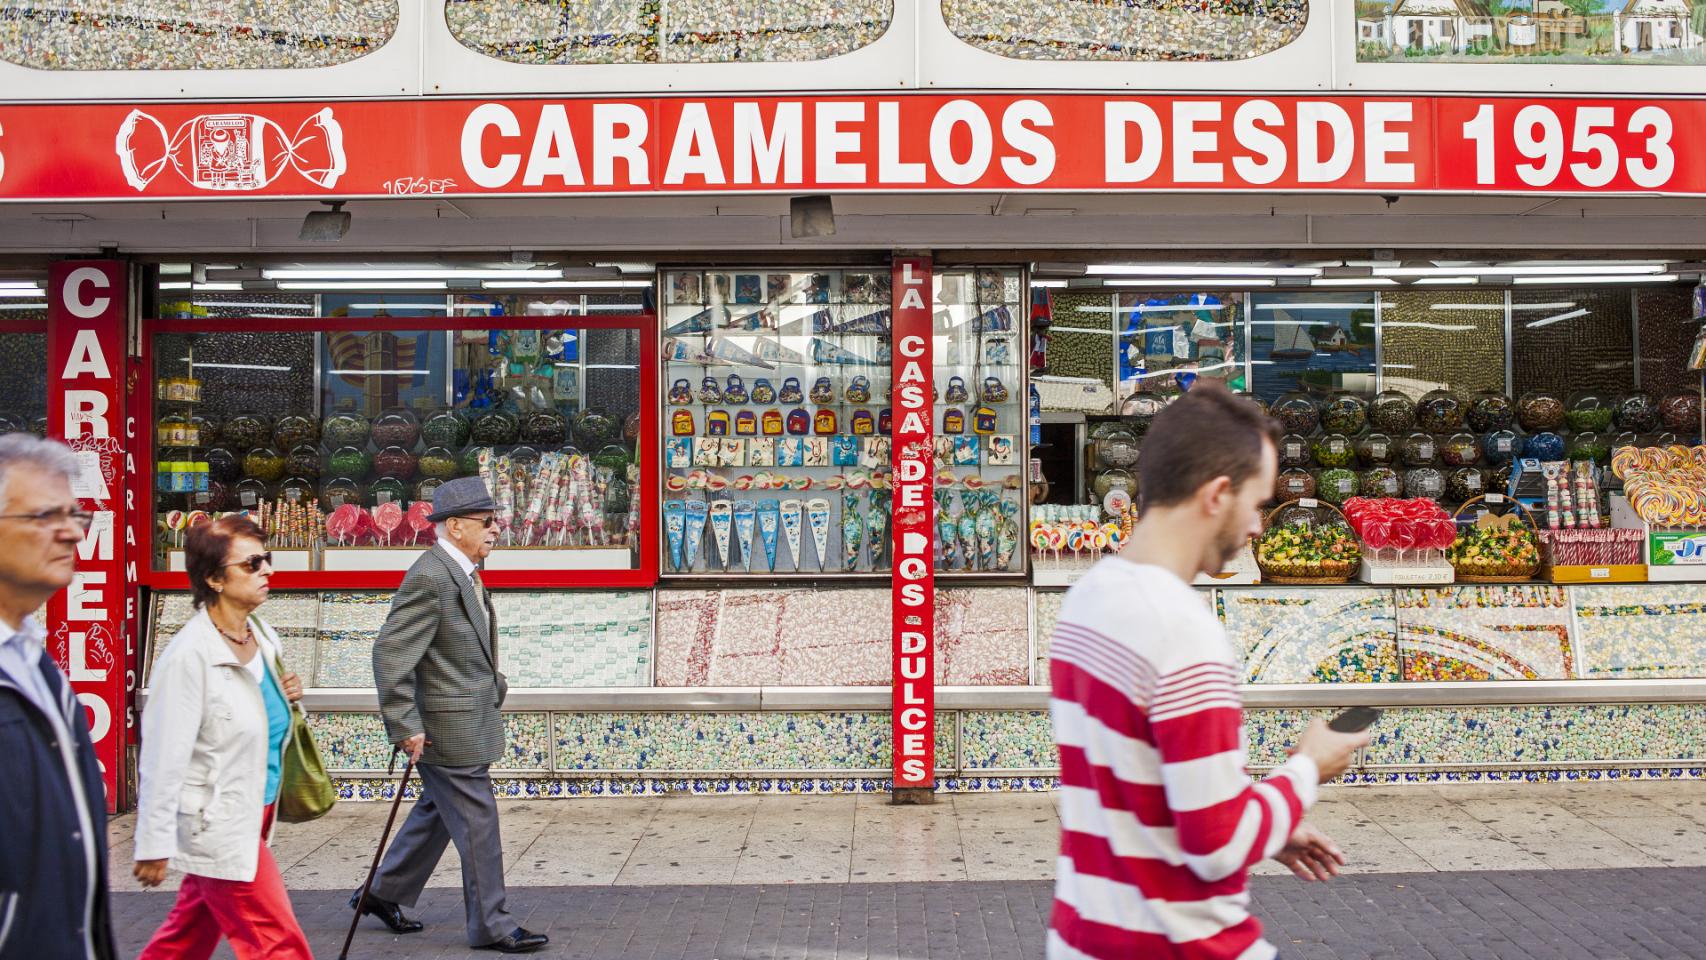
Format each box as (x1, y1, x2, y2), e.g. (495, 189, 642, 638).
(436, 538, 480, 580)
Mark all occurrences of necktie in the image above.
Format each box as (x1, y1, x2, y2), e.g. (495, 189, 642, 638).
(472, 568, 497, 669)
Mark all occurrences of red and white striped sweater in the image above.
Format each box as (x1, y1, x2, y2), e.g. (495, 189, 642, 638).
(1048, 559, 1319, 960)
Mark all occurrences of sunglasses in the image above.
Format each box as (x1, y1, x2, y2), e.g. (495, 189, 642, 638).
(453, 515, 498, 529)
(225, 552, 274, 573)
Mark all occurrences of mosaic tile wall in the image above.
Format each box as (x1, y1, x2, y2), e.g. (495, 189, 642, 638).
(554, 711, 954, 773)
(1379, 289, 1507, 397)
(1574, 584, 1706, 679)
(1395, 585, 1574, 681)
(0, 0, 397, 70)
(444, 0, 891, 65)
(1512, 287, 1637, 397)
(309, 711, 552, 772)
(1032, 589, 1062, 683)
(653, 586, 1029, 686)
(1220, 587, 1400, 683)
(146, 591, 317, 684)
(941, 0, 1306, 62)
(1635, 289, 1704, 406)
(1365, 704, 1706, 767)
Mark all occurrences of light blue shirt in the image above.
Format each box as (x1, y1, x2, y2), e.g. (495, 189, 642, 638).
(0, 615, 62, 724)
(257, 655, 291, 805)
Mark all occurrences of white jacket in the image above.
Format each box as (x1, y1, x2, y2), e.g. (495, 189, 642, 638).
(134, 609, 287, 882)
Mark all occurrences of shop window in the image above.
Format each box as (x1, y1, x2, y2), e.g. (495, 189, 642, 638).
(0, 1, 398, 70)
(942, 0, 1307, 62)
(1510, 287, 1636, 398)
(445, 0, 892, 65)
(147, 313, 651, 581)
(1635, 288, 1699, 400)
(1248, 292, 1378, 404)
(1379, 289, 1506, 398)
(0, 328, 47, 437)
(1114, 291, 1247, 398)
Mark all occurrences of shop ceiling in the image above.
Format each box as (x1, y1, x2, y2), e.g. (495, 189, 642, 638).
(5, 192, 1706, 255)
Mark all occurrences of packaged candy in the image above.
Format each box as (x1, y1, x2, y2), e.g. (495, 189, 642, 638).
(811, 376, 836, 404)
(117, 108, 345, 192)
(708, 500, 734, 571)
(780, 499, 804, 571)
(982, 376, 1009, 403)
(683, 499, 709, 569)
(706, 410, 731, 436)
(751, 378, 776, 404)
(757, 500, 781, 572)
(780, 377, 805, 404)
(733, 500, 757, 572)
(762, 409, 785, 435)
(724, 374, 749, 404)
(668, 379, 693, 405)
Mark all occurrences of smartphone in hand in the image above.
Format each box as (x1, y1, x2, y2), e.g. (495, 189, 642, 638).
(1328, 707, 1383, 733)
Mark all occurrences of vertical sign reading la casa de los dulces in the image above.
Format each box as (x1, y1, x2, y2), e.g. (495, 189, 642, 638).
(891, 257, 934, 790)
(46, 260, 130, 812)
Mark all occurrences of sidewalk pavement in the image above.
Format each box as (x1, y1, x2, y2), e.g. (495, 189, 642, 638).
(103, 782, 1706, 958)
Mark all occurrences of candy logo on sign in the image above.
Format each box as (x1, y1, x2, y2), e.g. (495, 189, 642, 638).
(116, 108, 346, 192)
(891, 257, 934, 790)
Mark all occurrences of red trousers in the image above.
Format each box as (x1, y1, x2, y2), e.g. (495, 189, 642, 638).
(137, 806, 312, 960)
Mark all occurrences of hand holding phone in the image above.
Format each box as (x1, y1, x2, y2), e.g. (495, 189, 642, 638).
(1293, 713, 1375, 783)
(1328, 707, 1383, 733)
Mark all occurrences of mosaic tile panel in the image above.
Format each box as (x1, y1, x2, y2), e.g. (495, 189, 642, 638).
(1220, 587, 1399, 683)
(492, 590, 652, 687)
(942, 0, 1306, 62)
(146, 590, 317, 684)
(551, 711, 955, 773)
(0, 0, 398, 70)
(1395, 585, 1574, 681)
(1574, 584, 1706, 679)
(654, 587, 1028, 686)
(1379, 289, 1506, 396)
(1365, 704, 1706, 767)
(1244, 708, 1316, 768)
(1636, 289, 1702, 404)
(445, 0, 891, 65)
(314, 591, 392, 688)
(308, 711, 553, 773)
(333, 775, 1065, 801)
(960, 710, 1055, 770)
(1032, 589, 1063, 684)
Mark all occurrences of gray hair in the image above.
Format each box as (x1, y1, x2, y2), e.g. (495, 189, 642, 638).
(0, 433, 80, 508)
(434, 521, 450, 542)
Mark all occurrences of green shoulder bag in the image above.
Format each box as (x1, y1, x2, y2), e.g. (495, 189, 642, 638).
(254, 617, 337, 823)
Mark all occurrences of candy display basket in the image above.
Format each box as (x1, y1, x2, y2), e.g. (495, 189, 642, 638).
(1448, 495, 1542, 583)
(1255, 499, 1359, 584)
(1536, 527, 1647, 583)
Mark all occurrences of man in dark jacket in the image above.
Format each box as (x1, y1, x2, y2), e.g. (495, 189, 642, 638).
(0, 435, 118, 960)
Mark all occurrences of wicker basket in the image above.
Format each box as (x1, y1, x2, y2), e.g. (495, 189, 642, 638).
(1448, 495, 1541, 583)
(1255, 499, 1360, 584)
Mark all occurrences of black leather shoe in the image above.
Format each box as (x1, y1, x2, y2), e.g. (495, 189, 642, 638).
(348, 890, 425, 934)
(475, 928, 549, 953)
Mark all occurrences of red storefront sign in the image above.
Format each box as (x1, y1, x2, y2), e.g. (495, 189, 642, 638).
(890, 257, 934, 790)
(45, 261, 131, 812)
(0, 95, 1701, 199)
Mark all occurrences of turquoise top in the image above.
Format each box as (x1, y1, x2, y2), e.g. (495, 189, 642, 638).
(259, 656, 291, 805)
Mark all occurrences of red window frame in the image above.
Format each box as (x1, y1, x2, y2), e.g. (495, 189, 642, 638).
(135, 313, 660, 590)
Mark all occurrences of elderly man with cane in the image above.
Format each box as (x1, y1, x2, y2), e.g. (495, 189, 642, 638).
(347, 476, 547, 954)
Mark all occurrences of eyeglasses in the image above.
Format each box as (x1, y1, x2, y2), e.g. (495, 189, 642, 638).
(452, 515, 498, 529)
(0, 508, 96, 533)
(225, 552, 274, 573)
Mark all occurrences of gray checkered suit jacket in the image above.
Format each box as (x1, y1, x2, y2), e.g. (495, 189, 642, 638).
(373, 544, 508, 767)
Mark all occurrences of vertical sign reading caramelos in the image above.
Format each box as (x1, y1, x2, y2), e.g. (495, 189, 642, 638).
(891, 257, 934, 789)
(46, 260, 129, 812)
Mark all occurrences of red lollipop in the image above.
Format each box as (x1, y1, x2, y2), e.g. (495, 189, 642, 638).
(325, 503, 363, 545)
(405, 501, 435, 544)
(372, 501, 404, 546)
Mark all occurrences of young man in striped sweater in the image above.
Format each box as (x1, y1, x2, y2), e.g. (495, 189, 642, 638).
(1048, 381, 1370, 960)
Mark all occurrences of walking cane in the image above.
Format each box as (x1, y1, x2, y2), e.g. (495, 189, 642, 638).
(338, 748, 414, 960)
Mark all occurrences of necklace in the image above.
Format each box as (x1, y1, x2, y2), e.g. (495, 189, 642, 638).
(212, 617, 253, 646)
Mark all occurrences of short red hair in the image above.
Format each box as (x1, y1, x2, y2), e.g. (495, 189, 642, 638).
(184, 514, 266, 609)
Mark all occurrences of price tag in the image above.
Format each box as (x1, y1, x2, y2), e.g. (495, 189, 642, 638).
(1329, 439, 1346, 454)
(1299, 497, 1320, 508)
(1419, 442, 1436, 460)
(1591, 568, 1611, 578)
(1338, 478, 1354, 494)
(1370, 441, 1388, 459)
(1496, 437, 1513, 453)
(240, 490, 258, 507)
(1487, 492, 1506, 503)
(1286, 442, 1303, 460)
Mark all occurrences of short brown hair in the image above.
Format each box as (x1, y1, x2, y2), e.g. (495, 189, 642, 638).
(1137, 381, 1281, 509)
(185, 514, 266, 609)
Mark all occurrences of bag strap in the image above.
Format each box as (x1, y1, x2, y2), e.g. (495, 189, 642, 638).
(249, 615, 307, 719)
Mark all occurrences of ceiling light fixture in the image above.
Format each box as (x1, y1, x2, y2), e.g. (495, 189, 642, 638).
(1311, 278, 1398, 287)
(1104, 279, 1276, 288)
(1513, 274, 1679, 285)
(1526, 308, 1591, 329)
(1376, 263, 1666, 277)
(1088, 264, 1320, 277)
(276, 281, 448, 291)
(480, 280, 653, 290)
(158, 282, 243, 291)
(263, 268, 565, 281)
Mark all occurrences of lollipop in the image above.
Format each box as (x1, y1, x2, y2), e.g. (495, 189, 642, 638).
(406, 501, 435, 544)
(372, 501, 404, 546)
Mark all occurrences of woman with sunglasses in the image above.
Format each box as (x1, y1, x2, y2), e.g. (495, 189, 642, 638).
(132, 514, 312, 959)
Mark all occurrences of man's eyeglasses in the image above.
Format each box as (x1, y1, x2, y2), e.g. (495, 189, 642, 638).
(225, 552, 274, 573)
(0, 508, 96, 533)
(452, 515, 498, 529)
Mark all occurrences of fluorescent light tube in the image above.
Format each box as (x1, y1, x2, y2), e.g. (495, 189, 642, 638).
(1105, 279, 1275, 288)
(1088, 264, 1319, 277)
(1513, 274, 1678, 285)
(276, 281, 448, 291)
(263, 268, 563, 280)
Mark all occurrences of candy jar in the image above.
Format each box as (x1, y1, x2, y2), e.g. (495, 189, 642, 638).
(1614, 391, 1660, 432)
(273, 414, 319, 450)
(285, 444, 321, 479)
(1517, 391, 1566, 431)
(1091, 427, 1140, 469)
(1566, 431, 1609, 464)
(1119, 393, 1167, 435)
(520, 410, 568, 445)
(573, 410, 621, 449)
(1275, 468, 1316, 502)
(1273, 391, 1320, 434)
(320, 476, 362, 508)
(233, 478, 271, 510)
(1466, 391, 1516, 432)
(1446, 467, 1485, 503)
(1316, 468, 1359, 506)
(422, 410, 473, 448)
(1091, 468, 1138, 502)
(1441, 432, 1481, 467)
(1481, 429, 1520, 465)
(278, 476, 315, 505)
(327, 445, 374, 480)
(242, 445, 285, 483)
(1404, 466, 1447, 501)
(1524, 431, 1565, 461)
(1277, 433, 1312, 470)
(1370, 390, 1417, 433)
(1659, 391, 1702, 432)
(223, 412, 271, 450)
(418, 447, 461, 481)
(1320, 392, 1369, 434)
(1417, 389, 1467, 432)
(1312, 433, 1356, 469)
(470, 410, 520, 446)
(371, 409, 421, 449)
(374, 445, 419, 481)
(205, 447, 241, 484)
(1360, 466, 1404, 499)
(1400, 432, 1437, 467)
(1355, 432, 1397, 467)
(322, 411, 372, 448)
(1565, 392, 1615, 432)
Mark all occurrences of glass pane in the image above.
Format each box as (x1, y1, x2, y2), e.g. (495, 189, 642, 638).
(151, 324, 641, 572)
(1354, 5, 1705, 66)
(1379, 289, 1507, 397)
(1636, 289, 1702, 411)
(0, 1, 398, 70)
(446, 0, 892, 65)
(0, 332, 48, 436)
(1041, 290, 1116, 390)
(1116, 291, 1247, 397)
(158, 292, 316, 320)
(1511, 288, 1636, 398)
(1248, 292, 1378, 404)
(943, 0, 1307, 61)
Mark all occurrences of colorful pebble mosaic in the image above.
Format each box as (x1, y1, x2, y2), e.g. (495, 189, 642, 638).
(1364, 704, 1706, 767)
(653, 586, 1028, 686)
(1395, 585, 1574, 681)
(941, 0, 1306, 62)
(309, 710, 553, 772)
(0, 0, 397, 70)
(1032, 589, 1062, 684)
(1219, 587, 1400, 683)
(1574, 584, 1706, 679)
(959, 710, 1055, 770)
(552, 711, 955, 773)
(146, 590, 317, 684)
(444, 0, 891, 65)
